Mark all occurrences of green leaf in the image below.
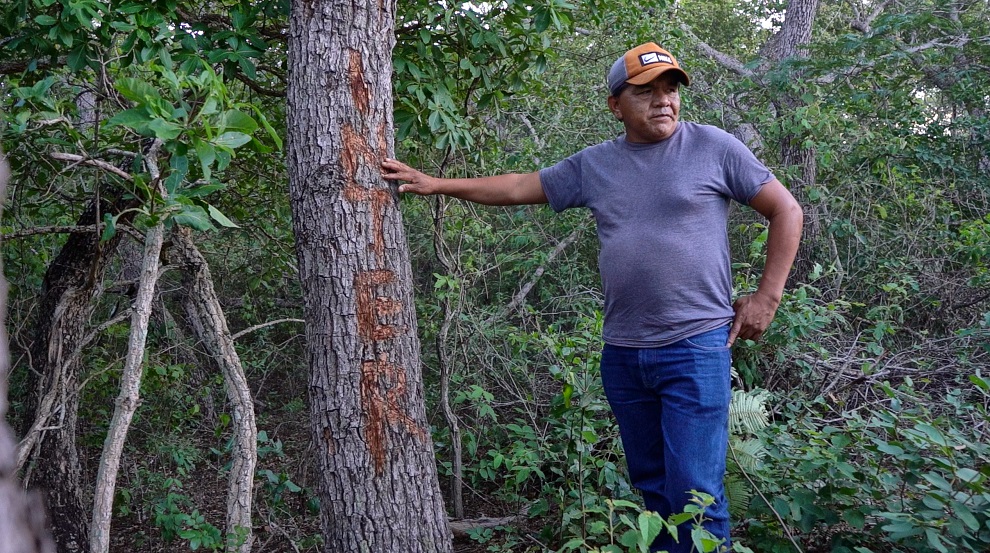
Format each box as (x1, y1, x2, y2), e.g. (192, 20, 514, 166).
(183, 183, 226, 198)
(559, 538, 585, 551)
(106, 108, 152, 129)
(194, 139, 216, 182)
(561, 382, 573, 409)
(67, 46, 88, 71)
(922, 472, 953, 492)
(173, 205, 214, 231)
(213, 132, 251, 149)
(691, 526, 723, 553)
(638, 511, 663, 547)
(954, 467, 981, 483)
(101, 213, 117, 242)
(952, 501, 980, 531)
(248, 105, 283, 150)
(148, 118, 183, 140)
(924, 528, 949, 553)
(666, 512, 694, 527)
(915, 423, 949, 446)
(215, 149, 231, 171)
(34, 14, 57, 26)
(116, 77, 158, 104)
(219, 110, 259, 134)
(57, 28, 74, 48)
(842, 509, 866, 529)
(618, 528, 639, 548)
(164, 171, 184, 196)
(207, 204, 239, 228)
(514, 467, 530, 485)
(873, 441, 904, 456)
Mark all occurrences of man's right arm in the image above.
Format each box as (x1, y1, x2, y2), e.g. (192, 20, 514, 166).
(381, 158, 547, 206)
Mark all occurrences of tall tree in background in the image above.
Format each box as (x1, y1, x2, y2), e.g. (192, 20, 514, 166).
(286, 1, 451, 551)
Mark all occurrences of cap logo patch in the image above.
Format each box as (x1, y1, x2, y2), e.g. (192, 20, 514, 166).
(639, 52, 673, 67)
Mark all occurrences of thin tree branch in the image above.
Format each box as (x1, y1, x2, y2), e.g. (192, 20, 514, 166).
(847, 0, 895, 33)
(486, 218, 590, 324)
(233, 73, 286, 97)
(729, 445, 805, 553)
(50, 153, 133, 182)
(0, 58, 58, 76)
(231, 318, 305, 341)
(2, 224, 144, 242)
(679, 24, 756, 79)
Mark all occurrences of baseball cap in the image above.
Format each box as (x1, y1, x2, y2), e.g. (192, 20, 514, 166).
(607, 42, 690, 97)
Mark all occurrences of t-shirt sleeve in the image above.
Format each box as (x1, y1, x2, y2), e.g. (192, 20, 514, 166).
(719, 132, 775, 205)
(538, 151, 586, 212)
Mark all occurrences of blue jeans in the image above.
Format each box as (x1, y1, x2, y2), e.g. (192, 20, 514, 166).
(600, 325, 732, 553)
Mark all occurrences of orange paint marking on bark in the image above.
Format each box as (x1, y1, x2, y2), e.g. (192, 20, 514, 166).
(360, 352, 426, 474)
(348, 49, 370, 115)
(354, 270, 405, 342)
(341, 123, 377, 184)
(377, 121, 389, 158)
(342, 124, 390, 262)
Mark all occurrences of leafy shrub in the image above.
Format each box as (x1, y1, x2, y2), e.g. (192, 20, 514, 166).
(745, 373, 990, 553)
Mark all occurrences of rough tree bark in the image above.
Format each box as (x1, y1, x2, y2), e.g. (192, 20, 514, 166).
(761, 0, 822, 280)
(0, 148, 57, 553)
(286, 0, 452, 551)
(19, 164, 142, 553)
(171, 226, 257, 553)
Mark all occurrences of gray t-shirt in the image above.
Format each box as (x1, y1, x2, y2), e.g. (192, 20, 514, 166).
(539, 122, 773, 347)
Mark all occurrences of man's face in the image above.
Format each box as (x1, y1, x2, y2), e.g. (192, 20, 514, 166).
(607, 72, 681, 143)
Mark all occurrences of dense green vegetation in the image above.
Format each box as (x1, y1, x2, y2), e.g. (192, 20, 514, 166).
(2, 0, 988, 552)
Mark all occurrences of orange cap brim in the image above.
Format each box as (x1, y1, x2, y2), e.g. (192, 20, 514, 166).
(626, 65, 691, 87)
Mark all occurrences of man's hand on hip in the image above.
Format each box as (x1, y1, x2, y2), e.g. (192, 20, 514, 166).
(728, 292, 780, 346)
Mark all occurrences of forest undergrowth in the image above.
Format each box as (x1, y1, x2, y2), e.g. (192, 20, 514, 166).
(3, 0, 990, 552)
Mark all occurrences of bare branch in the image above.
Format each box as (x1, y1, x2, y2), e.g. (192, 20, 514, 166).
(679, 24, 756, 78)
(848, 0, 895, 33)
(2, 224, 144, 242)
(231, 318, 305, 341)
(486, 218, 590, 324)
(101, 149, 138, 159)
(0, 58, 58, 76)
(2, 225, 101, 240)
(234, 73, 286, 97)
(49, 153, 133, 182)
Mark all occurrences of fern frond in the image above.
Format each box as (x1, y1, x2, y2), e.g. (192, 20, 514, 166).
(723, 474, 752, 518)
(729, 389, 770, 434)
(729, 437, 767, 473)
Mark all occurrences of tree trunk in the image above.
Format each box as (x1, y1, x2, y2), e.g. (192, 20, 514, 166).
(171, 226, 256, 553)
(18, 143, 143, 550)
(0, 148, 56, 553)
(762, 0, 822, 280)
(286, 1, 452, 551)
(90, 140, 166, 553)
(431, 199, 464, 520)
(89, 219, 164, 553)
(19, 194, 137, 553)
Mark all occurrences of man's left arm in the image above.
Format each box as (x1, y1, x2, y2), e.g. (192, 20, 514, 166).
(728, 178, 804, 346)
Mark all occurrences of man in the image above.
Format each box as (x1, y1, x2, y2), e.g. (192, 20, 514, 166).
(382, 42, 802, 552)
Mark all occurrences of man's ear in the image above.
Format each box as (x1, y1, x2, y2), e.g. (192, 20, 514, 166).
(607, 96, 623, 121)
